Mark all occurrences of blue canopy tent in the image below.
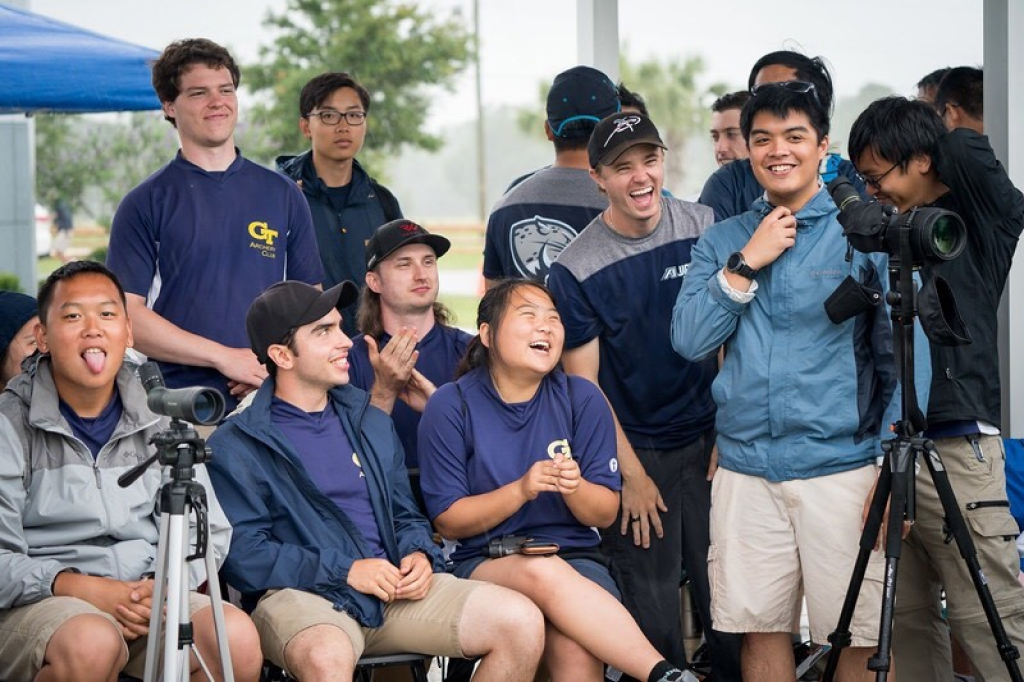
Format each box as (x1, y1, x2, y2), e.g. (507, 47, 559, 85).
(0, 3, 162, 293)
(0, 3, 160, 114)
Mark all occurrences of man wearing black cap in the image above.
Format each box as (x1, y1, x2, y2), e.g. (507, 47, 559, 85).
(483, 65, 618, 285)
(548, 113, 741, 678)
(205, 280, 544, 681)
(347, 220, 472, 506)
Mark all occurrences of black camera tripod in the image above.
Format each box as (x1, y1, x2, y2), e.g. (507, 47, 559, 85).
(822, 232, 1022, 681)
(118, 419, 234, 682)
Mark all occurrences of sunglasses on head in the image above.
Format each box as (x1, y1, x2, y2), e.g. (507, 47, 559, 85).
(750, 80, 821, 107)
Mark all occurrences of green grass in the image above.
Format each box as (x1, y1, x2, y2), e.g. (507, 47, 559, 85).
(438, 293, 481, 333)
(37, 222, 487, 333)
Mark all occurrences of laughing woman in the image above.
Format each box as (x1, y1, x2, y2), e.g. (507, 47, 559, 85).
(417, 279, 688, 682)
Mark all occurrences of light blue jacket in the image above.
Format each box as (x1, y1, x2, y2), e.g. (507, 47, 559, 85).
(672, 187, 898, 481)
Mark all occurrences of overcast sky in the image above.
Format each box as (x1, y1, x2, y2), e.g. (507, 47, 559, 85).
(28, 0, 984, 128)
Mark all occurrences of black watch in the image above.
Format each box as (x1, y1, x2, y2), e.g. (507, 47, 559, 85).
(726, 251, 758, 279)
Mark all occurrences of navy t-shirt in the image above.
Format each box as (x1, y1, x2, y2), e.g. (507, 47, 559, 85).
(270, 397, 385, 559)
(348, 324, 472, 469)
(417, 368, 619, 563)
(547, 198, 717, 450)
(107, 150, 325, 410)
(59, 390, 124, 460)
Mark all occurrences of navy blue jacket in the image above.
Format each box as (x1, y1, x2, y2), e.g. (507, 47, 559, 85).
(206, 379, 442, 627)
(276, 152, 401, 335)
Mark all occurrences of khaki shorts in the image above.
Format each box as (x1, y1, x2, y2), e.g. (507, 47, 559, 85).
(253, 573, 485, 670)
(709, 465, 884, 646)
(0, 592, 209, 681)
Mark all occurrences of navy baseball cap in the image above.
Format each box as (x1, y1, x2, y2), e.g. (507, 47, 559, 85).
(588, 112, 667, 168)
(546, 66, 619, 140)
(0, 291, 38, 365)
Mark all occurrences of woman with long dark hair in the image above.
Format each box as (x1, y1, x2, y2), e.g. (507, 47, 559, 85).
(417, 280, 689, 682)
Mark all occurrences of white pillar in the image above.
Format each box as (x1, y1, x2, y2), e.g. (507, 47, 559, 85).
(0, 0, 37, 294)
(984, 0, 1024, 436)
(0, 114, 38, 293)
(576, 0, 619, 82)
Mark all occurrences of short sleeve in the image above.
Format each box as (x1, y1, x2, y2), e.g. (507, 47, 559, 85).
(547, 262, 602, 349)
(416, 384, 473, 521)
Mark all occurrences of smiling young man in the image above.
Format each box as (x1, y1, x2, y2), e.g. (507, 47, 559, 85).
(547, 113, 740, 679)
(673, 86, 896, 681)
(698, 50, 868, 222)
(277, 72, 403, 336)
(205, 280, 544, 681)
(107, 39, 324, 413)
(849, 95, 1024, 682)
(0, 261, 261, 682)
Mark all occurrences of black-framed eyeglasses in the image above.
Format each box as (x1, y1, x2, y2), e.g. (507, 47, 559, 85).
(750, 80, 821, 107)
(862, 159, 903, 191)
(306, 110, 367, 126)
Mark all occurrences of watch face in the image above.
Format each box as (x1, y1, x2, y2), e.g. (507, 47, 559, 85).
(727, 252, 743, 271)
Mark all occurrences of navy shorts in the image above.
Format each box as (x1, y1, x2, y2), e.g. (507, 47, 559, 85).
(450, 552, 621, 601)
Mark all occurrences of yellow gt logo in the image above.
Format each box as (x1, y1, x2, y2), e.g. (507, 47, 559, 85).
(547, 439, 573, 461)
(248, 221, 278, 245)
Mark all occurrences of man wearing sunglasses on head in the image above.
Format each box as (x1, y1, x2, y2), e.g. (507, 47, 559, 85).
(698, 50, 869, 222)
(277, 72, 404, 336)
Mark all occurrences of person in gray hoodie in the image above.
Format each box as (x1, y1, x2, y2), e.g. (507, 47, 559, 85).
(0, 261, 261, 681)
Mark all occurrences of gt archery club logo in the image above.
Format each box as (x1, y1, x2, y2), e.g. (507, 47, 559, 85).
(248, 221, 279, 259)
(509, 215, 578, 280)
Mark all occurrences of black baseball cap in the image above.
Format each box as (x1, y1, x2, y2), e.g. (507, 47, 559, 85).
(365, 219, 451, 271)
(246, 280, 359, 363)
(546, 65, 619, 140)
(588, 112, 667, 168)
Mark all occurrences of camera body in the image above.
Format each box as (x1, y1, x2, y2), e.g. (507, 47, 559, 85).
(827, 175, 966, 265)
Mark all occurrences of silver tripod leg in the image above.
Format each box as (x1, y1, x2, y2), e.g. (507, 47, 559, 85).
(164, 510, 189, 681)
(203, 548, 235, 682)
(144, 511, 171, 682)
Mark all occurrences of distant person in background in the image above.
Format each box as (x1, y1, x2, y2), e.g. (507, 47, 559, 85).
(277, 72, 403, 337)
(916, 66, 951, 104)
(483, 65, 618, 285)
(0, 291, 39, 389)
(348, 219, 471, 510)
(934, 66, 984, 134)
(710, 91, 750, 167)
(107, 38, 324, 413)
(698, 50, 868, 222)
(618, 82, 650, 116)
(51, 199, 74, 262)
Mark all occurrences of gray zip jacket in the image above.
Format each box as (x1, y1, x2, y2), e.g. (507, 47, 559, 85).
(0, 356, 231, 609)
